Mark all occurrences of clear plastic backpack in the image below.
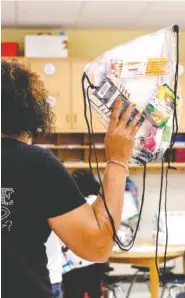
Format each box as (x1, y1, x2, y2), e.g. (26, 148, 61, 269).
(82, 25, 183, 165)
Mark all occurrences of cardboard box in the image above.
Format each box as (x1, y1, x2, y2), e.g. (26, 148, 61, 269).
(24, 35, 68, 58)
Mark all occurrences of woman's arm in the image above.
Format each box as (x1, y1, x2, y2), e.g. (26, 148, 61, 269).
(48, 100, 141, 262)
(48, 163, 126, 262)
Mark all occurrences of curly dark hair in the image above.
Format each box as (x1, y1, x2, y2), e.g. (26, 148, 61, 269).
(1, 59, 55, 136)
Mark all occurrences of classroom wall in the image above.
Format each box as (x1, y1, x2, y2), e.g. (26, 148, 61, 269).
(2, 28, 185, 62)
(2, 27, 185, 274)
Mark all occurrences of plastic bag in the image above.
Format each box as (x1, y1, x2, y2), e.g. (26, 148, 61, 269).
(82, 26, 182, 165)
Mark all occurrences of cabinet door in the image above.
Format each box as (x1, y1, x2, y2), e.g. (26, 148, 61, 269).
(16, 57, 30, 66)
(71, 60, 106, 132)
(29, 59, 71, 132)
(3, 57, 29, 67)
(179, 63, 185, 132)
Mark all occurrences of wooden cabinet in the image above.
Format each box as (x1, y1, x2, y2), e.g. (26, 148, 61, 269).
(24, 57, 185, 133)
(29, 59, 71, 132)
(18, 57, 30, 66)
(28, 58, 105, 133)
(179, 63, 185, 132)
(3, 56, 30, 67)
(14, 57, 30, 66)
(71, 60, 106, 132)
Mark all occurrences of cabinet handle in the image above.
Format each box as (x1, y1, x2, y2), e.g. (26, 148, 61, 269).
(73, 113, 77, 123)
(66, 114, 69, 123)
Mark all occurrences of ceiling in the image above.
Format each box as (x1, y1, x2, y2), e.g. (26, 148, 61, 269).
(2, 0, 185, 29)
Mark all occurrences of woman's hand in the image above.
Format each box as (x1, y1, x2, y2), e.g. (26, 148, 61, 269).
(105, 99, 141, 164)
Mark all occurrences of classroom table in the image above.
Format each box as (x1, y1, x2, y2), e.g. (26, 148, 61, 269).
(109, 241, 185, 298)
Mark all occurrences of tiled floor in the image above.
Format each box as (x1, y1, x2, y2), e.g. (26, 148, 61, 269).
(108, 282, 170, 298)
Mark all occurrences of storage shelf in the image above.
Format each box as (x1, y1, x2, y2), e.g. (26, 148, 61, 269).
(63, 162, 185, 170)
(144, 162, 185, 169)
(34, 132, 185, 173)
(36, 144, 185, 150)
(36, 144, 105, 150)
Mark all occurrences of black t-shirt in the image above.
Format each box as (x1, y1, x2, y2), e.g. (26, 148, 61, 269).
(1, 138, 86, 298)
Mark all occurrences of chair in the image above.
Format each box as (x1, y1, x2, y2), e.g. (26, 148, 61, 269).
(176, 293, 185, 298)
(125, 265, 175, 298)
(161, 273, 185, 298)
(102, 274, 125, 298)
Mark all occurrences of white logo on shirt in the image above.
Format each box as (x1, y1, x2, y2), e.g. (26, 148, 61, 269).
(1, 188, 14, 232)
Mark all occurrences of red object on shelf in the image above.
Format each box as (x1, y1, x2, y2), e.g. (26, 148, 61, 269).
(1, 42, 18, 57)
(175, 149, 185, 162)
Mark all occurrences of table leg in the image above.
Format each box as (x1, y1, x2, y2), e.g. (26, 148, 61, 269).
(183, 253, 185, 274)
(149, 259, 159, 298)
(183, 254, 185, 291)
